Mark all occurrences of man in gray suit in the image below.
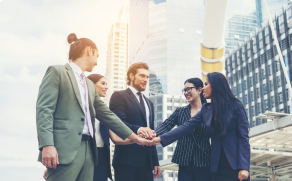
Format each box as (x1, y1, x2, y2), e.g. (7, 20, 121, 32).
(36, 33, 156, 181)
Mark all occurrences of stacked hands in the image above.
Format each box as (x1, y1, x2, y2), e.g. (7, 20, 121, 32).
(135, 127, 161, 146)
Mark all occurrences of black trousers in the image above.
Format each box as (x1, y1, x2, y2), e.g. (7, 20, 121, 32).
(178, 163, 211, 181)
(93, 146, 110, 181)
(211, 147, 250, 181)
(113, 158, 153, 181)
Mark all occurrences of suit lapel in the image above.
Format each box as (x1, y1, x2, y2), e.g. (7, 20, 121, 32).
(126, 88, 147, 122)
(86, 78, 95, 120)
(65, 63, 84, 113)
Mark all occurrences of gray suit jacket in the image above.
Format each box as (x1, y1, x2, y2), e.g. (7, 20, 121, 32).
(36, 63, 132, 165)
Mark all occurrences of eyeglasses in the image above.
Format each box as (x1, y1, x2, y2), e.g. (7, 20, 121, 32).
(182, 87, 197, 94)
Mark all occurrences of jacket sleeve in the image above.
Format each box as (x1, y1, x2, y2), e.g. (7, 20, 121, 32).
(235, 101, 250, 171)
(109, 91, 140, 133)
(155, 108, 179, 136)
(94, 90, 133, 140)
(36, 66, 60, 150)
(160, 109, 203, 147)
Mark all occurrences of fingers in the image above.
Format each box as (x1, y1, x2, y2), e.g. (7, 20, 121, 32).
(56, 153, 59, 164)
(153, 167, 158, 178)
(138, 127, 156, 139)
(52, 156, 57, 169)
(47, 157, 52, 168)
(43, 169, 47, 180)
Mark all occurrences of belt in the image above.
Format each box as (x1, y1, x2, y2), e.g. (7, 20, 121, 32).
(82, 134, 92, 141)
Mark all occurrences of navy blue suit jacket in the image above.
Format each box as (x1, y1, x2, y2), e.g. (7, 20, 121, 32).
(160, 100, 250, 173)
(99, 122, 112, 180)
(109, 88, 159, 168)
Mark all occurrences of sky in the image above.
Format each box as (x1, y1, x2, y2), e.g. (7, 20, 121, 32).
(0, 0, 126, 180)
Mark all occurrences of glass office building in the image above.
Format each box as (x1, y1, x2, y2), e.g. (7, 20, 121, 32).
(226, 4, 292, 128)
(129, 0, 204, 95)
(262, 0, 290, 22)
(225, 0, 261, 55)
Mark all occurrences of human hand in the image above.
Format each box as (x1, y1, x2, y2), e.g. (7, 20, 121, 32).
(152, 137, 162, 143)
(42, 146, 59, 169)
(135, 136, 158, 146)
(138, 127, 156, 139)
(153, 166, 161, 178)
(43, 169, 47, 180)
(238, 170, 249, 181)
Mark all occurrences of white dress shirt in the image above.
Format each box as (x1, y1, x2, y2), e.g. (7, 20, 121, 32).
(95, 119, 105, 147)
(128, 86, 150, 129)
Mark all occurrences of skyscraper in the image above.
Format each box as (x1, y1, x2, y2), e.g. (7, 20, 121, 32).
(225, 0, 261, 54)
(104, 2, 129, 179)
(226, 4, 292, 127)
(130, 0, 204, 96)
(104, 2, 129, 106)
(262, 0, 290, 22)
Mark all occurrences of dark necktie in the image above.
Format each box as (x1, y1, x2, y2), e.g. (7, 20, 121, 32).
(137, 92, 146, 119)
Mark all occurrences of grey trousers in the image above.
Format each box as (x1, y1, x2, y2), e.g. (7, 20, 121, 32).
(47, 140, 94, 181)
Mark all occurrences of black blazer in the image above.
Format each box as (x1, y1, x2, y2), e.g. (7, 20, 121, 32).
(160, 100, 250, 173)
(109, 88, 159, 168)
(99, 122, 112, 180)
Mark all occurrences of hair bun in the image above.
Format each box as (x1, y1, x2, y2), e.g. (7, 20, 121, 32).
(67, 33, 78, 44)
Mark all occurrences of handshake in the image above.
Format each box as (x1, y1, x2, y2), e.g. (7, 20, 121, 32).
(134, 127, 162, 146)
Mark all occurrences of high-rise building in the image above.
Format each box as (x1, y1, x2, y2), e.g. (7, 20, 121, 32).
(225, 4, 292, 128)
(104, 2, 130, 106)
(104, 2, 129, 179)
(129, 1, 204, 180)
(130, 0, 204, 96)
(262, 0, 290, 22)
(225, 0, 262, 55)
(149, 94, 188, 181)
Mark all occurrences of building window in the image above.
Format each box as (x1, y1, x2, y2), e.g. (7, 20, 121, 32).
(277, 76, 282, 88)
(157, 97, 162, 104)
(282, 38, 287, 50)
(274, 45, 278, 56)
(250, 77, 253, 86)
(174, 98, 180, 103)
(271, 96, 275, 107)
(268, 65, 272, 76)
(167, 106, 172, 111)
(246, 108, 250, 118)
(167, 147, 173, 152)
(263, 84, 267, 95)
(256, 88, 260, 98)
(278, 92, 283, 104)
(258, 103, 261, 114)
(243, 66, 247, 76)
(275, 61, 280, 72)
(252, 106, 255, 117)
(244, 80, 247, 90)
(157, 105, 162, 112)
(287, 89, 290, 101)
(269, 80, 274, 90)
(267, 50, 271, 60)
(251, 91, 254, 102)
(248, 63, 252, 71)
(260, 54, 265, 64)
(167, 98, 172, 103)
(169, 172, 173, 177)
(254, 58, 258, 68)
(239, 83, 242, 94)
(245, 94, 248, 105)
(255, 73, 259, 84)
(261, 68, 266, 78)
(264, 99, 269, 111)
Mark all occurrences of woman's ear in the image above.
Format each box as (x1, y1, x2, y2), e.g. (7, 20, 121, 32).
(198, 87, 203, 94)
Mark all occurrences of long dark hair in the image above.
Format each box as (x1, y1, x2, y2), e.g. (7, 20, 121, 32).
(184, 78, 207, 105)
(67, 33, 97, 61)
(87, 74, 104, 84)
(207, 72, 245, 138)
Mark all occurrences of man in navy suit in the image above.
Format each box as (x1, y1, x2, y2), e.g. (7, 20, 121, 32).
(109, 62, 160, 181)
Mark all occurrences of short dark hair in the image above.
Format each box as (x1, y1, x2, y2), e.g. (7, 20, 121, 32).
(127, 62, 149, 85)
(87, 74, 105, 84)
(67, 33, 97, 61)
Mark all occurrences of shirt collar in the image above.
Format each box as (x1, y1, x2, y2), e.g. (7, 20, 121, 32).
(69, 61, 83, 76)
(128, 86, 141, 96)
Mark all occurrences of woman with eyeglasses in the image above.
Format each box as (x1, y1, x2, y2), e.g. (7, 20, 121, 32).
(153, 72, 250, 181)
(155, 78, 211, 181)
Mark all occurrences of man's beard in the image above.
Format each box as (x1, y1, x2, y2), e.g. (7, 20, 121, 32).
(133, 77, 146, 92)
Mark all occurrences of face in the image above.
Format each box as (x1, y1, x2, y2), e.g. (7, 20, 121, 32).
(203, 78, 212, 99)
(183, 82, 202, 103)
(86, 47, 99, 72)
(130, 68, 149, 92)
(95, 77, 108, 97)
